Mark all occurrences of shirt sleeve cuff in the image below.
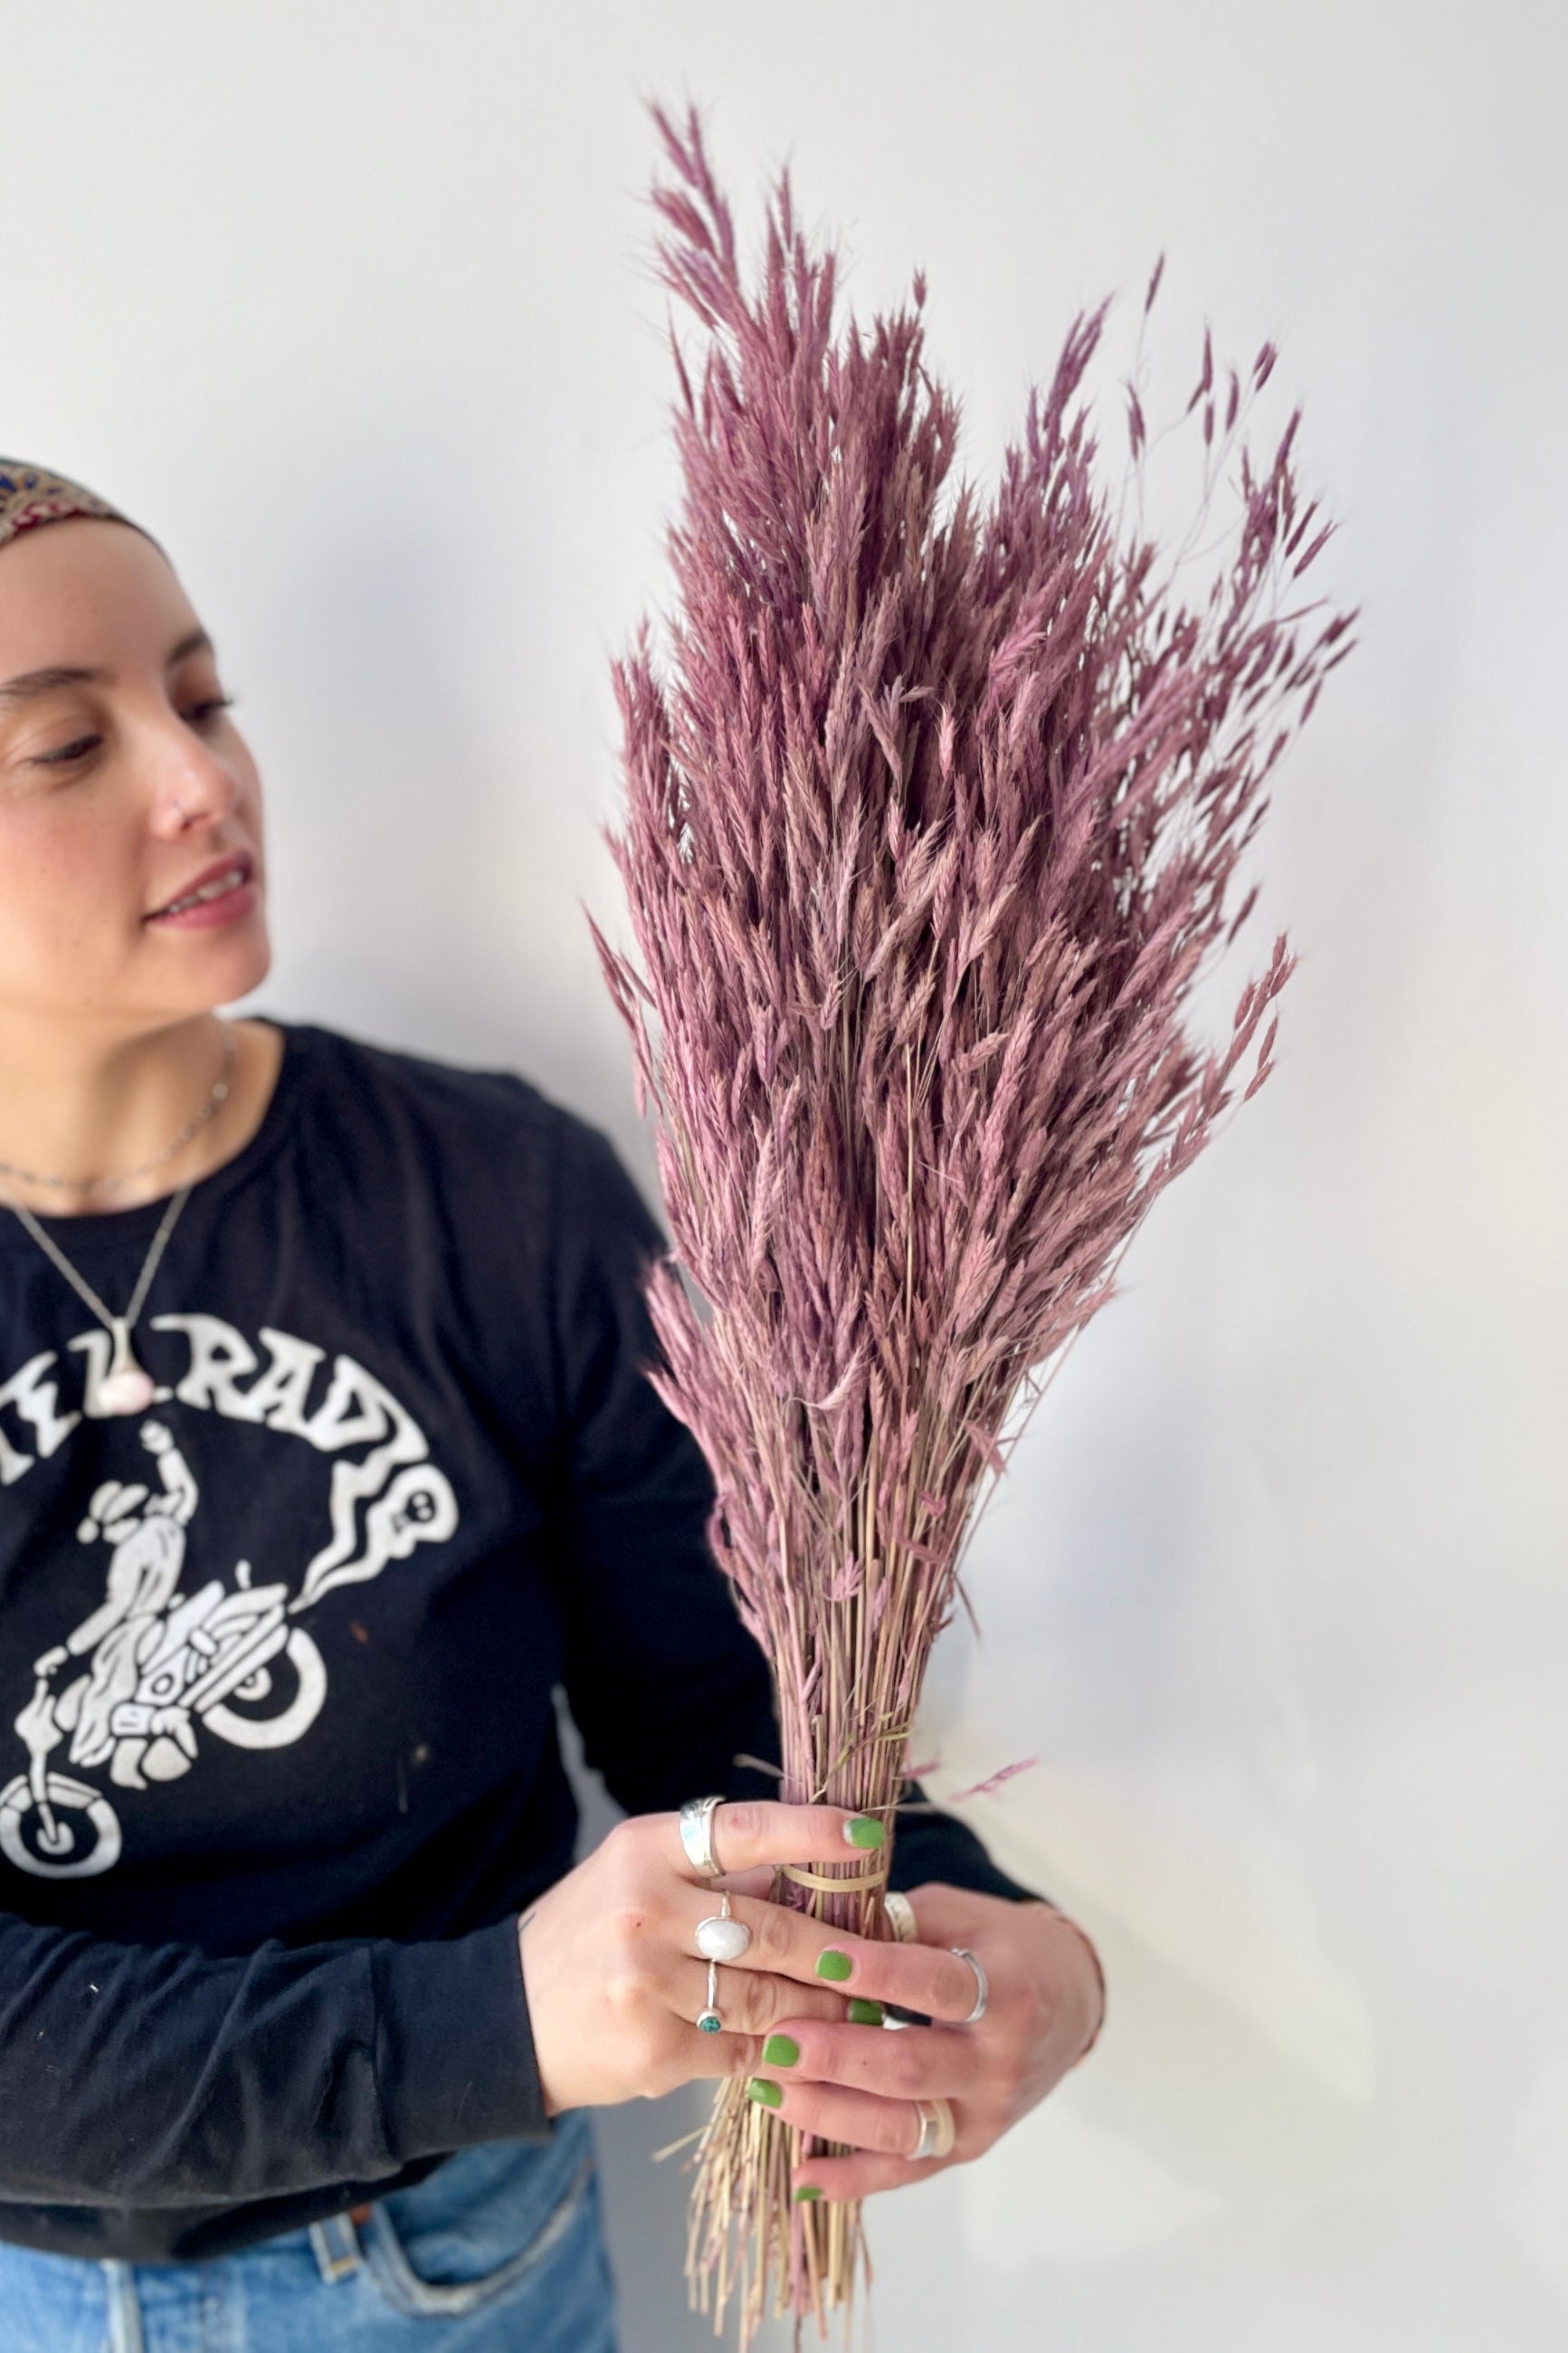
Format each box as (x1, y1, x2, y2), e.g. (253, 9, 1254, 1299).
(889, 1805, 1050, 1906)
(371, 1916, 552, 2161)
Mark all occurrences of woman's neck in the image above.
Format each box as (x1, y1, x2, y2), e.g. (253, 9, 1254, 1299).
(0, 1014, 282, 1216)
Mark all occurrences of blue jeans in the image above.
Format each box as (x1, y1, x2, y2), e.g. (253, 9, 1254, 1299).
(0, 2110, 617, 2351)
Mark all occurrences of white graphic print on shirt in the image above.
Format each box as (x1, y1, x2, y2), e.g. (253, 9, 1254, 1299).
(0, 1312, 460, 1881)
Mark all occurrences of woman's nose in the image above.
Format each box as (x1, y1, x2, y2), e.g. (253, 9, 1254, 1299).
(147, 724, 241, 834)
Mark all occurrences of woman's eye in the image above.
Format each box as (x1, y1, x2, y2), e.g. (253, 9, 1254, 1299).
(33, 734, 102, 767)
(25, 694, 234, 769)
(187, 693, 235, 726)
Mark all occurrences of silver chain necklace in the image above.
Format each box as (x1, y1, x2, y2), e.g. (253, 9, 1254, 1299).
(0, 1021, 234, 1196)
(0, 1022, 235, 1416)
(10, 1182, 193, 1414)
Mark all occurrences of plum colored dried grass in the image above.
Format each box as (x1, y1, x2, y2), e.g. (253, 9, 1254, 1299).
(585, 99, 1357, 2346)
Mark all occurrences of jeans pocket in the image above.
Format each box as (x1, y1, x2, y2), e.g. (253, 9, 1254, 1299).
(362, 2111, 600, 2320)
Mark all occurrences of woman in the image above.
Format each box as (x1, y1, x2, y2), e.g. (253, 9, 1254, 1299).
(0, 460, 1105, 2350)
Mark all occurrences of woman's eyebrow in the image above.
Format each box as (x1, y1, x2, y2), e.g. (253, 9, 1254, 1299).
(0, 626, 214, 709)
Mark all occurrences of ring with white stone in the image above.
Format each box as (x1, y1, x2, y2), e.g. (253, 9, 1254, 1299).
(909, 2097, 956, 2160)
(679, 1794, 726, 1879)
(950, 1946, 989, 2025)
(695, 1891, 752, 1964)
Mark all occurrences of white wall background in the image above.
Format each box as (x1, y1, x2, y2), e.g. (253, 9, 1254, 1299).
(4, 3, 1564, 2345)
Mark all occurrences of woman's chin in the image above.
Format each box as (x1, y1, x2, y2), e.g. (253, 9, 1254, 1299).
(218, 929, 273, 1004)
(138, 920, 273, 1012)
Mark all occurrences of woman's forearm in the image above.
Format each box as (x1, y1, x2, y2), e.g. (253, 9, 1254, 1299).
(0, 1908, 544, 2208)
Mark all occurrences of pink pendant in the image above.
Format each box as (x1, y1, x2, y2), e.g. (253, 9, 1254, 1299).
(100, 1319, 155, 1415)
(100, 1365, 156, 1415)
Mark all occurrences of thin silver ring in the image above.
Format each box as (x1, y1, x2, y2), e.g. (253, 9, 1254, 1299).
(679, 1794, 726, 1879)
(950, 1946, 989, 2025)
(909, 2097, 955, 2160)
(697, 1956, 723, 2034)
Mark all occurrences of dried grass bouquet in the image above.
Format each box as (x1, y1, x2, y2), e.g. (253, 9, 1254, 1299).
(585, 99, 1356, 2343)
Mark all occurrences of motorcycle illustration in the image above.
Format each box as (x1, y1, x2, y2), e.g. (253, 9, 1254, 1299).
(0, 1421, 327, 1881)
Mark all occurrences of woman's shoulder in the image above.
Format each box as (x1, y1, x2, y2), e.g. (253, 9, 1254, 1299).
(270, 1015, 629, 1192)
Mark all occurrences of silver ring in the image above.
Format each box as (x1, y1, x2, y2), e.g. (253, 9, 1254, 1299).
(909, 2097, 955, 2160)
(679, 1794, 726, 1879)
(951, 1946, 988, 2025)
(883, 1891, 918, 1944)
(695, 1889, 751, 1962)
(697, 1956, 723, 2034)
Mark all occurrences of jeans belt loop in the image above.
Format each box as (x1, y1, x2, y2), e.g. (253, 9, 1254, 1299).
(309, 2205, 369, 2285)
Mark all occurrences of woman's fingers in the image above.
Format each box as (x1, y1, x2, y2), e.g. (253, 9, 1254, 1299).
(791, 2152, 953, 2202)
(678, 1885, 983, 2023)
(665, 1799, 888, 1880)
(713, 1864, 775, 1903)
(744, 2016, 979, 2102)
(742, 2074, 955, 2161)
(665, 1959, 849, 2044)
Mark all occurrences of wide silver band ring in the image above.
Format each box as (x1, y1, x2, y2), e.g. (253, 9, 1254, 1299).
(679, 1794, 726, 1879)
(909, 2097, 956, 2160)
(951, 1946, 989, 2025)
(883, 1891, 918, 1944)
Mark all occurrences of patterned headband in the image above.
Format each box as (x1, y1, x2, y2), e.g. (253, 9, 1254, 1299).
(0, 457, 152, 555)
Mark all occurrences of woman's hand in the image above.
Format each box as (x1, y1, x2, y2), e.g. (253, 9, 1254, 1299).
(515, 1805, 1011, 2117)
(763, 1884, 1107, 2202)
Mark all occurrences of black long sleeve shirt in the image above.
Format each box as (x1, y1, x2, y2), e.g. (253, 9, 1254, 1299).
(0, 1018, 1041, 2262)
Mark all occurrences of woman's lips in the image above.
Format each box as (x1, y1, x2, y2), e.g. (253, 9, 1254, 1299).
(145, 874, 261, 930)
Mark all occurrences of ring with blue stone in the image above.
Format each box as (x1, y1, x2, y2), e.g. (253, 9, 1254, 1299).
(697, 1956, 723, 2034)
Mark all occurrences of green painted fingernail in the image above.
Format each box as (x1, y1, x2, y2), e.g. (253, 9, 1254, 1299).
(747, 2077, 784, 2108)
(815, 1948, 852, 1982)
(844, 1815, 885, 1849)
(762, 2034, 800, 2068)
(794, 2184, 822, 2202)
(846, 1997, 884, 2027)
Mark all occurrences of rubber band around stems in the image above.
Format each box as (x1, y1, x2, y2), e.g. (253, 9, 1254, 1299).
(778, 1859, 891, 1893)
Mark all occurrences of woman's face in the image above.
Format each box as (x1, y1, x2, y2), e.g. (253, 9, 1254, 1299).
(0, 516, 269, 1029)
